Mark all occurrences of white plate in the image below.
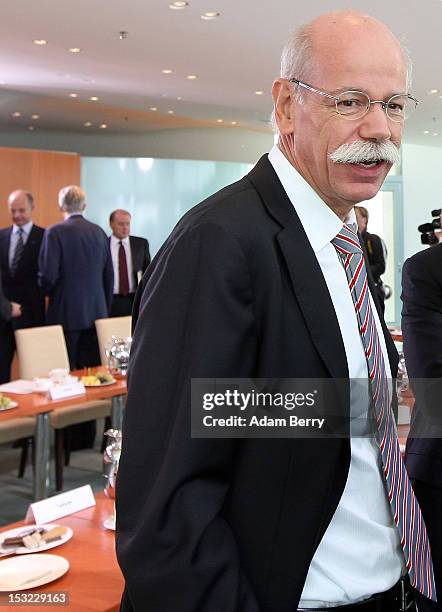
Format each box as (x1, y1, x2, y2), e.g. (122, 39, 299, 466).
(0, 554, 69, 591)
(0, 401, 18, 411)
(0, 524, 73, 555)
(83, 379, 116, 388)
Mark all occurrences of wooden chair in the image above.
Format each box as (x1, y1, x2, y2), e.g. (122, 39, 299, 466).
(14, 325, 111, 490)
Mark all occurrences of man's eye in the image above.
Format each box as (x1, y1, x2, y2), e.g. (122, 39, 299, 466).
(387, 103, 403, 113)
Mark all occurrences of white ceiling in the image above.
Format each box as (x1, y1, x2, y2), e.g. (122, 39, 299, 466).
(0, 0, 441, 145)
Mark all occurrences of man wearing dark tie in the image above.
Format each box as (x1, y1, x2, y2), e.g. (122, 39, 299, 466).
(0, 190, 45, 383)
(109, 209, 150, 317)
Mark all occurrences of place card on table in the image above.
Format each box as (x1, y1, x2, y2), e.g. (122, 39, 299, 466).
(25, 485, 96, 524)
(49, 381, 86, 400)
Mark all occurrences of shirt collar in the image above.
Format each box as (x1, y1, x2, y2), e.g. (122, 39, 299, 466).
(65, 212, 83, 219)
(111, 234, 130, 246)
(12, 221, 33, 236)
(268, 145, 356, 253)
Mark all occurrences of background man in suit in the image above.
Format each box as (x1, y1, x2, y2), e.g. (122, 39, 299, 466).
(355, 205, 387, 312)
(0, 266, 21, 322)
(0, 190, 45, 383)
(39, 185, 113, 447)
(117, 11, 432, 612)
(109, 209, 150, 317)
(402, 243, 442, 611)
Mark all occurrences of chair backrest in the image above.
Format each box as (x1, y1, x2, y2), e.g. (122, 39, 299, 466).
(15, 325, 70, 379)
(95, 316, 132, 366)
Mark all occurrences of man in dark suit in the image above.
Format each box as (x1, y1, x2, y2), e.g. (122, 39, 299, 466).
(402, 243, 442, 611)
(117, 11, 432, 612)
(355, 205, 387, 312)
(0, 190, 45, 383)
(39, 185, 114, 369)
(108, 209, 150, 317)
(0, 266, 22, 322)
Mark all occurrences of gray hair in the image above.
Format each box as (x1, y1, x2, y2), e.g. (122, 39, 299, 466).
(271, 19, 412, 131)
(58, 185, 86, 213)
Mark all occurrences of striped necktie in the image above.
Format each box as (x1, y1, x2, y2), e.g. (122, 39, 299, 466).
(332, 223, 436, 602)
(10, 228, 25, 276)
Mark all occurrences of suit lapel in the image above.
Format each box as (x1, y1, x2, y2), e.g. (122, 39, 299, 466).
(247, 156, 348, 379)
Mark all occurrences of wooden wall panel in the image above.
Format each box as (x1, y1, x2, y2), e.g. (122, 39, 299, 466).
(0, 147, 80, 229)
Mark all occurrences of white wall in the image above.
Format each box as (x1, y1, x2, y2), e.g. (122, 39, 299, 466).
(402, 143, 442, 260)
(0, 127, 273, 164)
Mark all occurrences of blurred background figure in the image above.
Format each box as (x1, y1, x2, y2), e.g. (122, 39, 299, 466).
(355, 205, 387, 312)
(0, 190, 45, 383)
(39, 185, 113, 448)
(109, 209, 150, 317)
(0, 265, 21, 321)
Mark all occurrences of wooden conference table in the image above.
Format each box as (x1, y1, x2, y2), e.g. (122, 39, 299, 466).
(0, 493, 124, 611)
(0, 372, 127, 501)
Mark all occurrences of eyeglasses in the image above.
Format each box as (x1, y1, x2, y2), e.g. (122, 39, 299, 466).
(289, 78, 418, 123)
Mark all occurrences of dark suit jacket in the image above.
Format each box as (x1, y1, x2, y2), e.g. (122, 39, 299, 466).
(110, 235, 150, 291)
(0, 224, 45, 328)
(402, 244, 442, 486)
(116, 156, 398, 612)
(39, 215, 114, 331)
(0, 266, 12, 322)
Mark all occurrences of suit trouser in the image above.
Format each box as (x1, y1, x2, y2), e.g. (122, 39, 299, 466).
(109, 294, 135, 318)
(0, 321, 15, 383)
(412, 479, 442, 611)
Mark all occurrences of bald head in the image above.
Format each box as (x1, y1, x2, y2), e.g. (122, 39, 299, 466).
(110, 209, 131, 239)
(7, 190, 34, 227)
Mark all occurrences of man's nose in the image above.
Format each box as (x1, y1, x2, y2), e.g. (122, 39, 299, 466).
(358, 103, 392, 142)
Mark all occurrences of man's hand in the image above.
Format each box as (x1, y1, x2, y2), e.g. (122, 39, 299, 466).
(10, 302, 22, 318)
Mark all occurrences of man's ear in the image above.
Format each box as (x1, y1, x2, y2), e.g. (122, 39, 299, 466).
(272, 79, 295, 135)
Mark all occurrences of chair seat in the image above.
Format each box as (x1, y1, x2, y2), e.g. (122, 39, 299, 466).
(50, 399, 112, 429)
(0, 417, 36, 444)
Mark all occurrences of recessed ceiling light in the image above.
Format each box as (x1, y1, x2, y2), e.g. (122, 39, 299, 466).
(12, 112, 21, 118)
(33, 39, 48, 46)
(201, 11, 220, 20)
(31, 114, 40, 120)
(28, 126, 35, 131)
(167, 110, 174, 114)
(231, 121, 237, 125)
(255, 91, 264, 95)
(162, 69, 173, 74)
(68, 47, 82, 53)
(428, 89, 439, 95)
(84, 121, 93, 127)
(99, 123, 108, 129)
(149, 107, 158, 111)
(217, 119, 223, 123)
(433, 132, 439, 136)
(424, 130, 430, 134)
(169, 1, 189, 9)
(89, 96, 99, 101)
(186, 74, 197, 80)
(69, 93, 78, 98)
(177, 96, 182, 101)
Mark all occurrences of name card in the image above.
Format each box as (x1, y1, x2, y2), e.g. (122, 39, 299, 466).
(49, 381, 86, 400)
(25, 485, 96, 524)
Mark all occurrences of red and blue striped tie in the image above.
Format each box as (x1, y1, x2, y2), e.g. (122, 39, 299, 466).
(332, 223, 436, 602)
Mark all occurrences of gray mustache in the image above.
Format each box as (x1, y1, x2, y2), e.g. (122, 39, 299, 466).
(329, 141, 401, 165)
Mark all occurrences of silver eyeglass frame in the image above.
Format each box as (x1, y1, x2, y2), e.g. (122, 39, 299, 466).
(288, 77, 419, 123)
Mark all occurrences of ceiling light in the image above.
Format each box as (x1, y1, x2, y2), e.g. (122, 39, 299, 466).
(255, 91, 264, 95)
(31, 114, 40, 120)
(177, 96, 182, 101)
(169, 1, 189, 9)
(99, 123, 108, 129)
(217, 119, 223, 123)
(433, 132, 439, 136)
(186, 74, 197, 80)
(428, 89, 439, 95)
(28, 126, 35, 131)
(167, 110, 174, 114)
(149, 107, 158, 111)
(12, 112, 21, 118)
(69, 93, 78, 98)
(231, 121, 237, 125)
(424, 130, 430, 134)
(68, 47, 82, 53)
(162, 69, 173, 74)
(201, 12, 220, 20)
(89, 96, 99, 101)
(33, 39, 48, 46)
(84, 121, 93, 127)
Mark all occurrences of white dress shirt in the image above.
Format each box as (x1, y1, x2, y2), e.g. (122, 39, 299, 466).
(268, 145, 404, 608)
(8, 221, 33, 268)
(110, 235, 135, 294)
